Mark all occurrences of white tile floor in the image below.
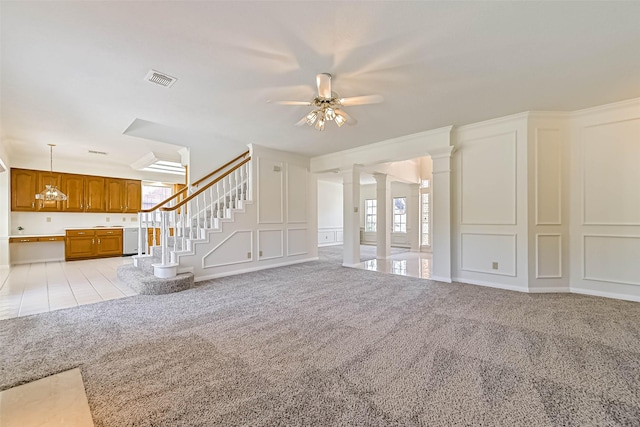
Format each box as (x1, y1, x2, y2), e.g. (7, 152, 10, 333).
(0, 257, 136, 320)
(352, 251, 433, 279)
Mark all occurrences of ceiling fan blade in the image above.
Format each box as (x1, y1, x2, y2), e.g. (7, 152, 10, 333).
(294, 116, 308, 126)
(339, 94, 384, 106)
(274, 101, 312, 106)
(316, 73, 332, 99)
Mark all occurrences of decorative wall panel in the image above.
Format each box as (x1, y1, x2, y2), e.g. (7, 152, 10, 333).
(536, 234, 562, 278)
(203, 231, 253, 268)
(584, 235, 640, 286)
(257, 158, 284, 224)
(258, 229, 283, 260)
(461, 132, 517, 225)
(535, 129, 562, 225)
(287, 164, 308, 223)
(583, 119, 640, 225)
(287, 228, 308, 256)
(461, 233, 517, 276)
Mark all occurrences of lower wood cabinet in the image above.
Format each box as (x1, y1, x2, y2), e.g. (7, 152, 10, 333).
(65, 228, 123, 260)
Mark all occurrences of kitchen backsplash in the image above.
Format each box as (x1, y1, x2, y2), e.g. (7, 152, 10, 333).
(11, 212, 138, 235)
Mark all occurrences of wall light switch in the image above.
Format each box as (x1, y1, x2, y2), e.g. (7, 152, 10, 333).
(247, 252, 252, 259)
(106, 217, 111, 222)
(122, 217, 126, 222)
(492, 262, 498, 270)
(46, 217, 52, 222)
(273, 165, 281, 172)
(354, 207, 359, 213)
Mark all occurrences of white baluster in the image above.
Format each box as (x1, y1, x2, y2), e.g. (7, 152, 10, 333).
(235, 169, 240, 208)
(209, 186, 214, 228)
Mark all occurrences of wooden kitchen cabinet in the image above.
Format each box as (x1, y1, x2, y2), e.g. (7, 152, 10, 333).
(105, 178, 124, 213)
(124, 180, 142, 212)
(11, 169, 38, 211)
(84, 176, 105, 212)
(36, 171, 63, 211)
(65, 228, 123, 260)
(61, 174, 85, 212)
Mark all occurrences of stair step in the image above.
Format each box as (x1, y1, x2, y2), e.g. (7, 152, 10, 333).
(116, 265, 194, 295)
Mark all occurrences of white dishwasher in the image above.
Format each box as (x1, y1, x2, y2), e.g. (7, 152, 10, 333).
(123, 228, 140, 255)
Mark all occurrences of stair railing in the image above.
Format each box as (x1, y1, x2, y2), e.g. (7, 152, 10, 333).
(137, 150, 250, 258)
(138, 155, 251, 273)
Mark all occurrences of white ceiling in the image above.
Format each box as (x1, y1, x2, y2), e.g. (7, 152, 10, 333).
(2, 1, 640, 169)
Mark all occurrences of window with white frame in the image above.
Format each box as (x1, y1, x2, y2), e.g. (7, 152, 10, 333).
(393, 197, 407, 233)
(365, 199, 377, 232)
(421, 179, 431, 247)
(142, 182, 173, 210)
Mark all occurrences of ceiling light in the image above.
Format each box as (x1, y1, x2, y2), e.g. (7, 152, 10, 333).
(334, 110, 347, 127)
(306, 110, 319, 125)
(37, 144, 67, 201)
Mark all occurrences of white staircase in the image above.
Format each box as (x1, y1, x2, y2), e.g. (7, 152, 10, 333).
(134, 151, 252, 280)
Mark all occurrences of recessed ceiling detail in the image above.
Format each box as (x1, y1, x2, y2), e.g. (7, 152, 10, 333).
(144, 69, 177, 88)
(131, 152, 185, 176)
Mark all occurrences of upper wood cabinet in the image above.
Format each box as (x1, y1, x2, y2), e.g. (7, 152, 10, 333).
(36, 171, 63, 211)
(84, 176, 105, 212)
(11, 168, 142, 214)
(124, 180, 142, 212)
(105, 178, 124, 213)
(11, 169, 38, 211)
(61, 174, 85, 212)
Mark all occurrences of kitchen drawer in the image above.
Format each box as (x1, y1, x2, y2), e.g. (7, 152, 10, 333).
(66, 229, 93, 237)
(38, 236, 65, 242)
(9, 237, 39, 243)
(96, 229, 122, 236)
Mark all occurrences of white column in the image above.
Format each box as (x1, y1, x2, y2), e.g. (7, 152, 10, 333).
(342, 166, 361, 266)
(431, 147, 454, 282)
(408, 183, 420, 252)
(374, 173, 391, 260)
(0, 164, 10, 267)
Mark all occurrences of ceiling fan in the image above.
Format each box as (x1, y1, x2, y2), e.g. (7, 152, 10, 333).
(276, 73, 383, 131)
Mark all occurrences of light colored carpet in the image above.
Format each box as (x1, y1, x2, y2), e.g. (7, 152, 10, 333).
(1, 247, 640, 426)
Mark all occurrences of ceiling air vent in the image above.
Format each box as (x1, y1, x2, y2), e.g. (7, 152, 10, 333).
(88, 150, 108, 155)
(145, 69, 177, 88)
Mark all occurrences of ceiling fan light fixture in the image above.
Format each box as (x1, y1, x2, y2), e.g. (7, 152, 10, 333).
(325, 108, 336, 121)
(315, 116, 325, 131)
(334, 111, 347, 127)
(306, 110, 318, 125)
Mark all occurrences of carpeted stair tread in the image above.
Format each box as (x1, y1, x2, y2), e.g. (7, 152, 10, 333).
(116, 265, 194, 295)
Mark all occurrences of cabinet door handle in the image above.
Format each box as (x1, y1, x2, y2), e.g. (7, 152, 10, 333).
(80, 203, 83, 209)
(78, 232, 85, 235)
(92, 239, 95, 244)
(98, 239, 101, 244)
(31, 202, 35, 208)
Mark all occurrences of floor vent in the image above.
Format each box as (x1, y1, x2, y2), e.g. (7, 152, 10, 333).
(145, 69, 177, 88)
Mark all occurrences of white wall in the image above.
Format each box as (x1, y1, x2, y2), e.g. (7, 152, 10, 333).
(317, 180, 343, 247)
(178, 144, 318, 280)
(569, 99, 640, 301)
(452, 113, 530, 292)
(0, 141, 11, 267)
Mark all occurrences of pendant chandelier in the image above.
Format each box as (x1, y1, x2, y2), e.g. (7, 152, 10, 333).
(37, 144, 67, 201)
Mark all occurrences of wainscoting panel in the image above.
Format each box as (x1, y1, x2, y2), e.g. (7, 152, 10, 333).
(461, 233, 517, 276)
(583, 118, 640, 225)
(583, 235, 640, 286)
(535, 128, 562, 225)
(257, 158, 284, 224)
(536, 234, 562, 278)
(461, 131, 517, 225)
(318, 227, 343, 246)
(287, 228, 308, 256)
(258, 229, 283, 260)
(286, 164, 308, 224)
(203, 231, 253, 268)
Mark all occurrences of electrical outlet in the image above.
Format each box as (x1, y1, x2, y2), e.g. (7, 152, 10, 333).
(492, 262, 498, 270)
(46, 217, 51, 222)
(106, 217, 111, 222)
(122, 217, 126, 222)
(130, 217, 136, 222)
(259, 250, 263, 257)
(247, 252, 251, 259)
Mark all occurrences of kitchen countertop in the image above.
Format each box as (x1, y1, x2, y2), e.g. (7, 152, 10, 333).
(10, 233, 66, 239)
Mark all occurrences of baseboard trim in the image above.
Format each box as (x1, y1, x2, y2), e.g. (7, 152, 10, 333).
(318, 242, 343, 247)
(194, 257, 319, 282)
(429, 275, 452, 283)
(452, 277, 528, 293)
(570, 287, 640, 303)
(528, 287, 571, 293)
(11, 257, 65, 265)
